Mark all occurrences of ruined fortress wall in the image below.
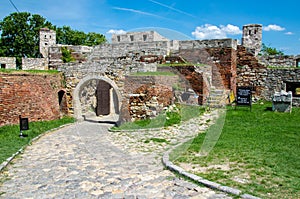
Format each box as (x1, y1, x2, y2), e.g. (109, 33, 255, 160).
(22, 58, 48, 70)
(237, 45, 300, 101)
(0, 57, 16, 69)
(265, 68, 300, 100)
(177, 47, 236, 91)
(0, 72, 66, 126)
(258, 55, 297, 68)
(179, 39, 237, 50)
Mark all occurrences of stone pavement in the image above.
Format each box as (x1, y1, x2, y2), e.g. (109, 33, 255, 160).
(0, 111, 231, 199)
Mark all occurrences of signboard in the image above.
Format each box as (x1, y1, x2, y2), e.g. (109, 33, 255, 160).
(19, 115, 29, 137)
(20, 118, 29, 130)
(236, 87, 252, 109)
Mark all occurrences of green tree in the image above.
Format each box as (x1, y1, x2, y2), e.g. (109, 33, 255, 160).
(0, 12, 53, 67)
(56, 26, 106, 46)
(261, 43, 284, 56)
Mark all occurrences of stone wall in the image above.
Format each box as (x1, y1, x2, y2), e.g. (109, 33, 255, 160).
(49, 45, 92, 70)
(242, 24, 262, 56)
(265, 68, 300, 100)
(22, 58, 48, 70)
(122, 75, 178, 121)
(129, 84, 173, 120)
(236, 45, 267, 98)
(258, 55, 298, 68)
(179, 39, 237, 50)
(0, 72, 67, 126)
(0, 57, 16, 69)
(111, 31, 169, 43)
(237, 46, 300, 104)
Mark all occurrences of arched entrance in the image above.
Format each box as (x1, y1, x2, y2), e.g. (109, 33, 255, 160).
(73, 75, 121, 122)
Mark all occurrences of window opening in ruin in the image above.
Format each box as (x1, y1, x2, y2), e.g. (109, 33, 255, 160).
(45, 43, 48, 46)
(1, 64, 6, 69)
(130, 35, 134, 42)
(285, 82, 300, 97)
(58, 90, 67, 113)
(249, 30, 251, 35)
(143, 35, 147, 41)
(296, 59, 300, 67)
(44, 35, 47, 38)
(58, 90, 65, 106)
(117, 35, 120, 42)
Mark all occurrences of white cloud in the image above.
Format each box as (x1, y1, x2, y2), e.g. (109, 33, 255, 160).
(263, 24, 285, 31)
(285, 32, 294, 35)
(192, 24, 242, 40)
(107, 29, 127, 35)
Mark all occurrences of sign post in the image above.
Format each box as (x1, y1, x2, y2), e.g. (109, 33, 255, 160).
(236, 87, 252, 111)
(19, 115, 29, 138)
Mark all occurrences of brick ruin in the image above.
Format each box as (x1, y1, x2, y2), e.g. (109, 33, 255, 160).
(1, 24, 300, 125)
(0, 71, 67, 126)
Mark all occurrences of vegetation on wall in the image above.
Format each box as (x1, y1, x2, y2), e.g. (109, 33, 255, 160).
(61, 47, 75, 63)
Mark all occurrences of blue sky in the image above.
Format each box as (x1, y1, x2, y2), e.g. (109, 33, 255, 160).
(1, 0, 300, 55)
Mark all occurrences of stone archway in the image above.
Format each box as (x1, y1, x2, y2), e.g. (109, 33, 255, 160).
(73, 75, 122, 122)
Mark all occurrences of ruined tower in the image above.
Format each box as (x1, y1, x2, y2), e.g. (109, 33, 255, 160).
(39, 28, 56, 58)
(242, 24, 262, 56)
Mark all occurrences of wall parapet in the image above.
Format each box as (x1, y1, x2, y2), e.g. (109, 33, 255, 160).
(0, 57, 16, 69)
(22, 58, 48, 70)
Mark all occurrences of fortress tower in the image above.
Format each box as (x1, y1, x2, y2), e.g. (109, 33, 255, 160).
(242, 24, 262, 56)
(39, 28, 56, 58)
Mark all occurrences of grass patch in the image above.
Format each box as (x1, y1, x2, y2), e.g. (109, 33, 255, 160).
(172, 102, 300, 198)
(0, 69, 60, 74)
(0, 117, 74, 164)
(130, 71, 176, 76)
(144, 137, 169, 144)
(111, 104, 206, 131)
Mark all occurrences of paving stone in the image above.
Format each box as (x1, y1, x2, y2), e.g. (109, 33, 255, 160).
(0, 111, 232, 198)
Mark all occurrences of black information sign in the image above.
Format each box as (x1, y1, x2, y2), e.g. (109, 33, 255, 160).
(20, 118, 29, 130)
(19, 115, 29, 137)
(236, 87, 252, 110)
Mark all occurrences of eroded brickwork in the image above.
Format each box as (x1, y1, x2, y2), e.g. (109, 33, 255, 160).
(0, 72, 67, 126)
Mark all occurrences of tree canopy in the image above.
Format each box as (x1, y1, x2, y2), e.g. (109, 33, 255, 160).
(56, 26, 106, 46)
(261, 43, 284, 56)
(0, 12, 107, 67)
(0, 12, 53, 61)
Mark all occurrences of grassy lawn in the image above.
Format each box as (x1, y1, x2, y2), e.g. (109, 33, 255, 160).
(111, 104, 206, 131)
(129, 71, 176, 76)
(171, 102, 300, 198)
(0, 69, 60, 74)
(0, 117, 74, 164)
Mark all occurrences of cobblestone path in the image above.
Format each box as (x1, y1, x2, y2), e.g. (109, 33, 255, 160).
(0, 112, 231, 199)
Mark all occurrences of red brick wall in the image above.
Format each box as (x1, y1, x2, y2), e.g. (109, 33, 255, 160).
(179, 48, 237, 92)
(0, 72, 67, 126)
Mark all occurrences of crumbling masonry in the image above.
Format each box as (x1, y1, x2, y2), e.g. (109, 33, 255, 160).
(1, 24, 300, 125)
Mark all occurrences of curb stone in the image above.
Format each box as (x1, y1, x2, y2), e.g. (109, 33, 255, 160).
(0, 123, 73, 173)
(162, 147, 261, 199)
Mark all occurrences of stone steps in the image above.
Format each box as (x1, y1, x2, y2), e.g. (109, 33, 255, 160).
(207, 88, 229, 108)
